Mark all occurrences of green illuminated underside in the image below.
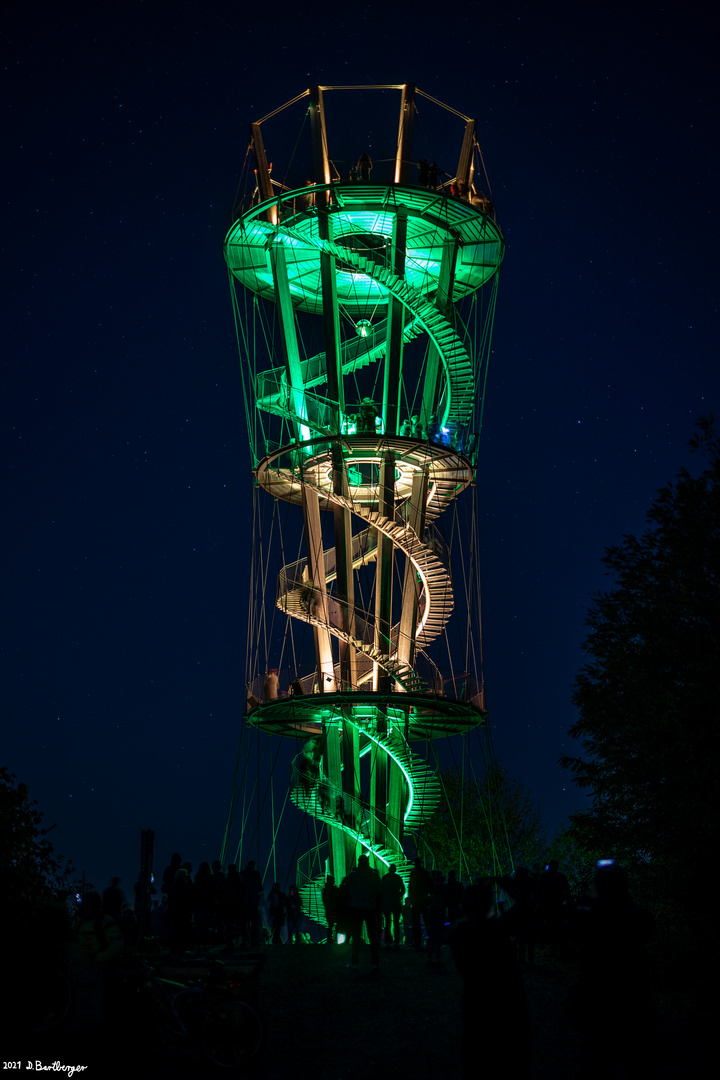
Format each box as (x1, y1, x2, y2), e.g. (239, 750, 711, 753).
(246, 691, 485, 740)
(224, 183, 503, 315)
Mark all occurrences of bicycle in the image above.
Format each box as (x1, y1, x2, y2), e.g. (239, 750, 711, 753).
(129, 958, 264, 1069)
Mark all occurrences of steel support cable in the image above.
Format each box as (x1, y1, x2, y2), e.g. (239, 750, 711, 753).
(264, 781, 291, 887)
(466, 737, 514, 875)
(247, 488, 261, 688)
(233, 732, 286, 868)
(230, 277, 257, 449)
(474, 141, 494, 203)
(228, 142, 253, 226)
(268, 223, 475, 430)
(274, 472, 449, 691)
(282, 110, 309, 192)
(434, 759, 473, 880)
(220, 724, 256, 866)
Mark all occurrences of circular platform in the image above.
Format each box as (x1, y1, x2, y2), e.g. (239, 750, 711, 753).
(255, 434, 473, 511)
(224, 183, 504, 316)
(246, 690, 485, 741)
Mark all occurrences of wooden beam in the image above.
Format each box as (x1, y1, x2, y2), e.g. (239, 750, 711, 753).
(456, 118, 477, 192)
(250, 122, 276, 224)
(394, 83, 416, 184)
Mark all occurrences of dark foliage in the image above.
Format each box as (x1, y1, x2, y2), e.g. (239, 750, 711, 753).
(561, 417, 720, 940)
(423, 762, 546, 878)
(0, 766, 75, 921)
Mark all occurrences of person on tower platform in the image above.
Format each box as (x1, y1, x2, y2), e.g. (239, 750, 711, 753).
(357, 153, 373, 181)
(427, 413, 441, 443)
(417, 158, 429, 186)
(357, 397, 381, 434)
(264, 668, 279, 700)
(411, 415, 425, 440)
(427, 161, 439, 190)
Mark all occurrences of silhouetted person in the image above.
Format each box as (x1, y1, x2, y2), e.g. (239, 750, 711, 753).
(345, 854, 381, 968)
(241, 859, 264, 946)
(73, 890, 124, 1032)
(267, 882, 287, 944)
(357, 397, 380, 434)
(427, 161, 439, 189)
(357, 153, 372, 181)
(536, 859, 570, 958)
(193, 861, 216, 951)
(499, 866, 538, 964)
(444, 869, 464, 928)
(218, 864, 243, 949)
(408, 857, 432, 947)
(380, 864, 404, 948)
(322, 875, 340, 943)
(427, 412, 441, 443)
(167, 867, 193, 953)
(286, 884, 303, 943)
(450, 880, 531, 1079)
(161, 852, 182, 896)
(102, 877, 124, 924)
(425, 870, 446, 964)
(417, 158, 429, 186)
(568, 863, 658, 1080)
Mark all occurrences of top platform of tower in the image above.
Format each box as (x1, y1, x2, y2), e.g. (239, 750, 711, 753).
(223, 84, 504, 316)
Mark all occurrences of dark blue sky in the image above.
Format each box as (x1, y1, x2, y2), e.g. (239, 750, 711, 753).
(3, 1, 718, 893)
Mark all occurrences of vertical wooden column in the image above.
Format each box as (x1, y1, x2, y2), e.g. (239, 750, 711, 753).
(374, 452, 395, 692)
(270, 244, 310, 443)
(323, 719, 347, 883)
(420, 236, 459, 433)
(250, 122, 277, 224)
(394, 83, 416, 185)
(300, 481, 336, 693)
(370, 738, 388, 853)
(383, 207, 408, 438)
(396, 467, 430, 672)
(456, 118, 477, 192)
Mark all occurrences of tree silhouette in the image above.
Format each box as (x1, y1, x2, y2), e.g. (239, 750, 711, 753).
(561, 416, 720, 924)
(0, 766, 75, 919)
(422, 762, 546, 879)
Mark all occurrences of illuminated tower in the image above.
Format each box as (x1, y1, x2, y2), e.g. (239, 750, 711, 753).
(223, 85, 504, 918)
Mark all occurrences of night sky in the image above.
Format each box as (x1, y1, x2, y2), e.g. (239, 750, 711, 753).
(4, 1, 718, 897)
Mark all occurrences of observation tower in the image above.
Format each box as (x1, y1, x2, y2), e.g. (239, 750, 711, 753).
(223, 85, 505, 922)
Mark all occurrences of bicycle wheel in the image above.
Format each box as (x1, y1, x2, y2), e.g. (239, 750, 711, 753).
(33, 972, 73, 1031)
(201, 998, 263, 1068)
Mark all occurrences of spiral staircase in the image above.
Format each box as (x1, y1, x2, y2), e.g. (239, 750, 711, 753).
(225, 88, 503, 928)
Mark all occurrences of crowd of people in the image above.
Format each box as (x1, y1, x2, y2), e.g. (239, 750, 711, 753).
(11, 849, 660, 1078)
(147, 854, 307, 953)
(289, 154, 495, 217)
(319, 855, 658, 1078)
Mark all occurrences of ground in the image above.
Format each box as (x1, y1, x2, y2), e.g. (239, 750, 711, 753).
(19, 938, 707, 1078)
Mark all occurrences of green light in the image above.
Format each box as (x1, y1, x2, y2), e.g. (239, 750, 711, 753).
(356, 319, 372, 338)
